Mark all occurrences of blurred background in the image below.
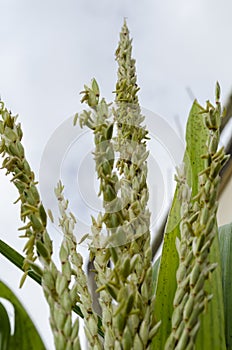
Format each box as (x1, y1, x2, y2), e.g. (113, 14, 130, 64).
(1, 1, 232, 348)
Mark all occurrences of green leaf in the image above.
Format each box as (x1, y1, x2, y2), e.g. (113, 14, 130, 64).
(152, 100, 226, 349)
(0, 280, 46, 350)
(195, 233, 226, 349)
(152, 256, 160, 295)
(0, 301, 11, 350)
(151, 187, 180, 349)
(152, 101, 207, 349)
(0, 240, 41, 285)
(219, 223, 232, 349)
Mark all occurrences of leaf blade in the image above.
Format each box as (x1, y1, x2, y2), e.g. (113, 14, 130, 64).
(0, 302, 11, 350)
(0, 281, 46, 350)
(195, 233, 226, 349)
(219, 223, 232, 349)
(152, 100, 207, 349)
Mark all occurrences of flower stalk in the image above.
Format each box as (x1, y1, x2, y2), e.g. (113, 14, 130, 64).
(76, 20, 160, 349)
(0, 103, 86, 349)
(0, 101, 52, 283)
(54, 181, 102, 349)
(76, 80, 119, 347)
(165, 83, 229, 350)
(102, 20, 160, 349)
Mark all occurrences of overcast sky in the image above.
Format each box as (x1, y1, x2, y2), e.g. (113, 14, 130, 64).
(1, 1, 232, 349)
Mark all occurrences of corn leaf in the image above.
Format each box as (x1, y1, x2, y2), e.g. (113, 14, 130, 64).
(195, 231, 226, 349)
(152, 100, 226, 349)
(152, 256, 160, 295)
(0, 240, 41, 285)
(219, 223, 232, 349)
(0, 280, 46, 350)
(0, 301, 11, 350)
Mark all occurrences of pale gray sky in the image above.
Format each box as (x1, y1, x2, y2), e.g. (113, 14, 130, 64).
(1, 1, 232, 349)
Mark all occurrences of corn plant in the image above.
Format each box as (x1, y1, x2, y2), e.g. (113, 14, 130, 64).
(0, 20, 232, 350)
